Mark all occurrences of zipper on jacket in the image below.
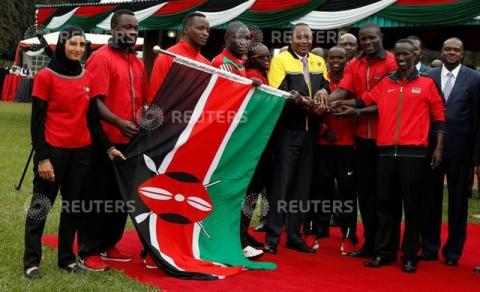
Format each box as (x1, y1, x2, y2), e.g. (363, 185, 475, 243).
(127, 52, 136, 123)
(366, 65, 371, 139)
(393, 86, 404, 155)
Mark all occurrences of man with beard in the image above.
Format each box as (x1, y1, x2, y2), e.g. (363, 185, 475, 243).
(332, 39, 445, 273)
(79, 9, 150, 271)
(324, 23, 397, 258)
(264, 23, 329, 255)
(421, 37, 480, 267)
(148, 13, 210, 101)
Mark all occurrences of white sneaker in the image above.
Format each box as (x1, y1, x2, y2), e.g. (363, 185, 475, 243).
(243, 245, 264, 259)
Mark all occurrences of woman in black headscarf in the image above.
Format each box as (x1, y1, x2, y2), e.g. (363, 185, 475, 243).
(23, 26, 124, 279)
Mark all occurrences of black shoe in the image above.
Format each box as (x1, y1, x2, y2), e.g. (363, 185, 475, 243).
(286, 241, 316, 253)
(263, 244, 277, 255)
(25, 267, 43, 279)
(60, 263, 84, 273)
(350, 249, 374, 258)
(473, 266, 480, 272)
(364, 256, 394, 268)
(445, 259, 458, 266)
(402, 260, 417, 273)
(420, 254, 438, 261)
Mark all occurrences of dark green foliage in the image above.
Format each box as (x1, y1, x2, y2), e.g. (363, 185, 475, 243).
(0, 0, 100, 61)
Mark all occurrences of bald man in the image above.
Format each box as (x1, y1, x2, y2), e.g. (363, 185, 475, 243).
(421, 37, 480, 266)
(337, 33, 358, 61)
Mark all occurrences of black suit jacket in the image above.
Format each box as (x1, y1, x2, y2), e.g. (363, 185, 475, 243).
(426, 65, 480, 164)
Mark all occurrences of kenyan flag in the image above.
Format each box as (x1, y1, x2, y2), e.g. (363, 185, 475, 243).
(114, 54, 285, 280)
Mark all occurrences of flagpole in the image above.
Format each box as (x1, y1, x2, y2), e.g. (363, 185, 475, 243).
(152, 46, 293, 100)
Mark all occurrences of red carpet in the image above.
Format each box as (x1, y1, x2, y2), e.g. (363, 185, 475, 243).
(43, 224, 480, 291)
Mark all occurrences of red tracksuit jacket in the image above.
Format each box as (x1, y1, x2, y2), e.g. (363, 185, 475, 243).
(360, 70, 445, 148)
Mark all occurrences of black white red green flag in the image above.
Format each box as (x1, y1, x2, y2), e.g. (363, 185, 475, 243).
(114, 53, 286, 280)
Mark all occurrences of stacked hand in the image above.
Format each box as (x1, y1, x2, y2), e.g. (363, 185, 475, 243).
(290, 90, 327, 115)
(327, 99, 356, 117)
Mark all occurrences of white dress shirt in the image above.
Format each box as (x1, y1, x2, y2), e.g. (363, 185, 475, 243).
(415, 62, 421, 72)
(441, 64, 461, 92)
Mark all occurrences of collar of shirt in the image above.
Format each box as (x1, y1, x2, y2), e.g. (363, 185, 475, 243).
(390, 67, 420, 82)
(358, 48, 387, 61)
(327, 71, 342, 86)
(441, 63, 461, 89)
(441, 63, 461, 79)
(108, 38, 135, 54)
(222, 49, 244, 68)
(415, 62, 421, 71)
(288, 46, 309, 61)
(177, 39, 202, 57)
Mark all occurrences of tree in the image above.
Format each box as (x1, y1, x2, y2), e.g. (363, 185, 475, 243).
(0, 0, 100, 61)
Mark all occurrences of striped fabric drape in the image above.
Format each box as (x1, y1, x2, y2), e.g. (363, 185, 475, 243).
(35, 0, 480, 30)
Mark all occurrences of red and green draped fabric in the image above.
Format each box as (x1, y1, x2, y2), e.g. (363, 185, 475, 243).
(61, 6, 116, 30)
(36, 8, 58, 26)
(35, 0, 480, 31)
(291, 0, 398, 29)
(140, 0, 207, 30)
(235, 0, 327, 28)
(114, 53, 284, 279)
(377, 0, 480, 25)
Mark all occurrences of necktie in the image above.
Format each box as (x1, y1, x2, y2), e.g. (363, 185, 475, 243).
(302, 56, 310, 88)
(443, 72, 453, 101)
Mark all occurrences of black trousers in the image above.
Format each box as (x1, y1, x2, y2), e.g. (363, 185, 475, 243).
(355, 137, 378, 252)
(376, 155, 424, 261)
(421, 158, 471, 261)
(240, 144, 272, 248)
(307, 145, 357, 239)
(24, 147, 91, 269)
(265, 129, 314, 246)
(79, 144, 128, 258)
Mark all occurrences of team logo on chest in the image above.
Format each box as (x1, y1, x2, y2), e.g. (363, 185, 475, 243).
(411, 87, 421, 94)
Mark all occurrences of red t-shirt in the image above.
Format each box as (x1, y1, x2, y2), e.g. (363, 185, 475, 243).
(211, 49, 247, 77)
(246, 68, 268, 85)
(86, 45, 149, 144)
(32, 68, 93, 148)
(338, 50, 397, 140)
(319, 75, 354, 146)
(148, 39, 210, 102)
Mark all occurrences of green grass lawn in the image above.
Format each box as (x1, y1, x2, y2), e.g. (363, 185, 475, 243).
(1, 102, 479, 290)
(0, 102, 154, 291)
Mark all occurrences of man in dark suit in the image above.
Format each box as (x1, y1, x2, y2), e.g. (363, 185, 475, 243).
(421, 37, 480, 266)
(407, 36, 430, 73)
